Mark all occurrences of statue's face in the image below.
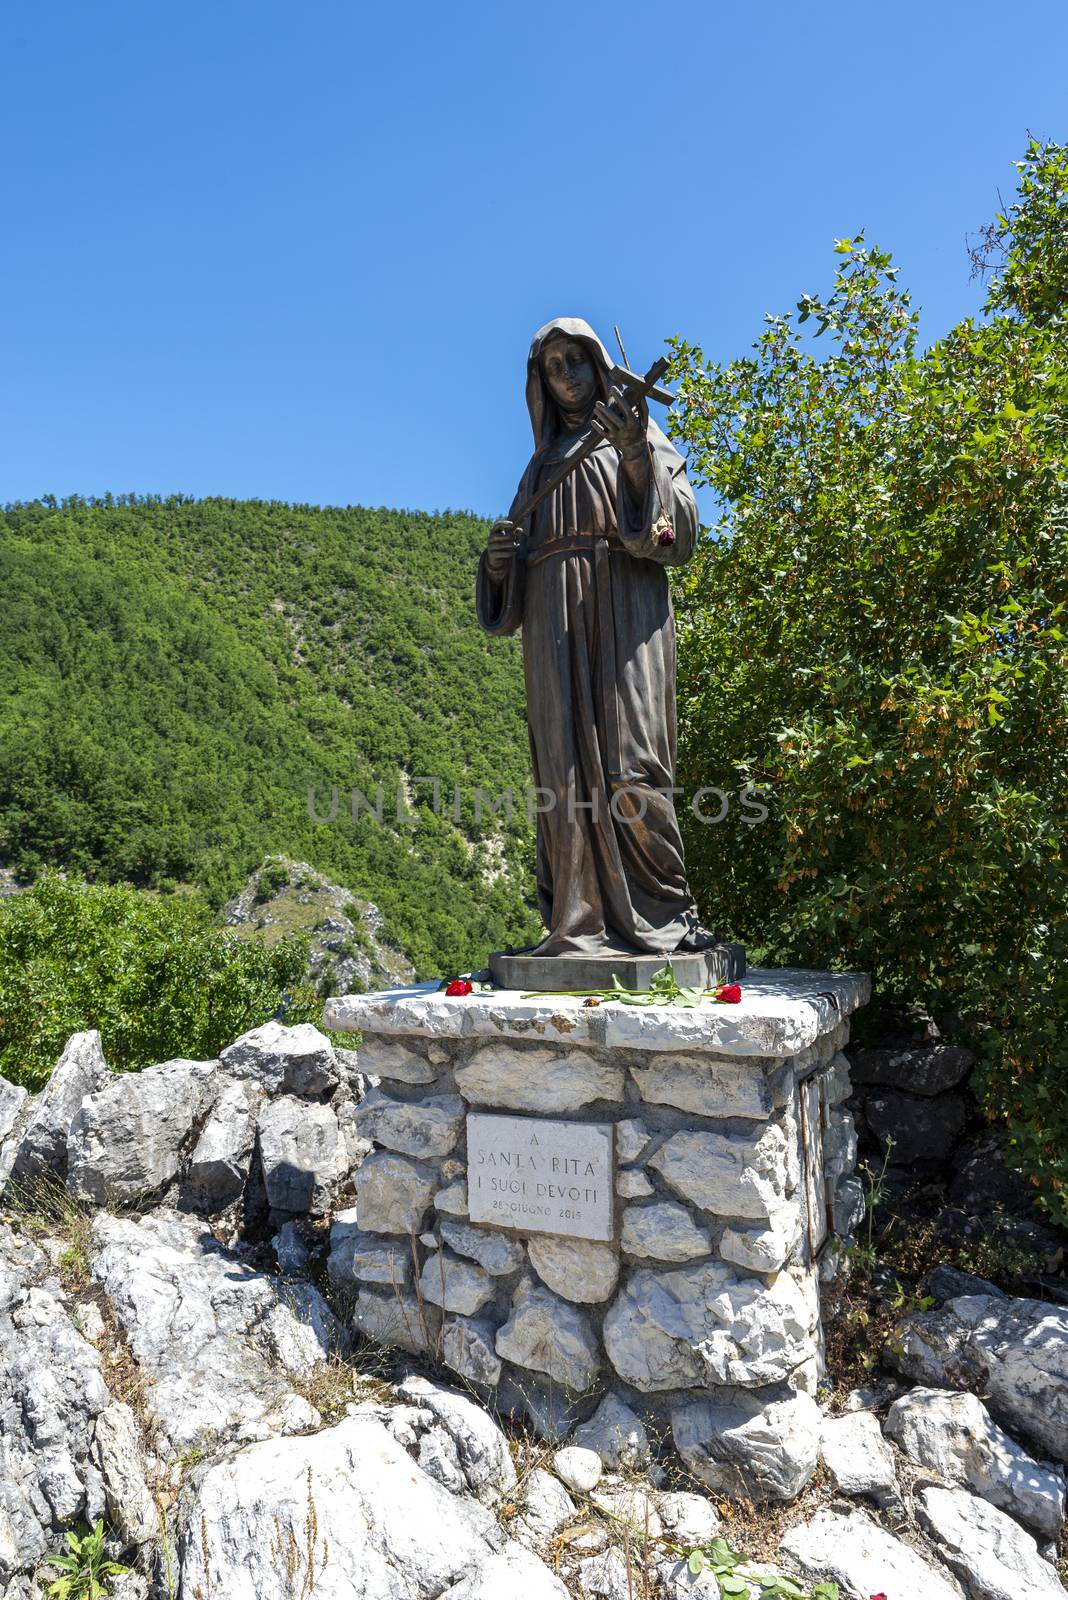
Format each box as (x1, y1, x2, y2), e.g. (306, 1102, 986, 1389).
(540, 336, 597, 415)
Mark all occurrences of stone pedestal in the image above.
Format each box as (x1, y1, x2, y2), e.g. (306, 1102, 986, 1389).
(323, 966, 869, 1500)
(487, 941, 746, 992)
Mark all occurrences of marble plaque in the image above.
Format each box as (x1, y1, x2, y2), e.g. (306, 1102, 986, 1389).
(467, 1113, 614, 1242)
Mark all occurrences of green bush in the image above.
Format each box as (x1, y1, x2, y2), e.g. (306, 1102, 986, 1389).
(0, 873, 320, 1090)
(669, 140, 1068, 1223)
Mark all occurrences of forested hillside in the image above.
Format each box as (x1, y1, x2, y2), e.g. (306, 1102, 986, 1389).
(0, 496, 539, 974)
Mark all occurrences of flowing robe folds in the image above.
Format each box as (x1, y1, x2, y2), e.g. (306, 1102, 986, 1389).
(476, 319, 707, 958)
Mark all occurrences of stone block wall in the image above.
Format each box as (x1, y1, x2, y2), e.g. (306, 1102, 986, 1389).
(324, 970, 868, 1497)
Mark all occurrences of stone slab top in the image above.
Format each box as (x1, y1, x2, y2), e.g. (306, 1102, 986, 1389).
(323, 966, 870, 1059)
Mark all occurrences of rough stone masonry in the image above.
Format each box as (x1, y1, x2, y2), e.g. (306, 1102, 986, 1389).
(324, 966, 869, 1500)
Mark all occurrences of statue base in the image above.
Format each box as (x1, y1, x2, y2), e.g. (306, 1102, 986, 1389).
(488, 942, 746, 994)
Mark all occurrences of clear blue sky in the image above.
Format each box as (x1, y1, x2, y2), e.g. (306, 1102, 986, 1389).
(2, 0, 1064, 522)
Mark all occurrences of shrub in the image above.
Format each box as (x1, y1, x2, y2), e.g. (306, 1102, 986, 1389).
(0, 873, 319, 1090)
(669, 140, 1068, 1223)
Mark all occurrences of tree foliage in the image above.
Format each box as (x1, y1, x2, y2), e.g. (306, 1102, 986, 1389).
(669, 140, 1068, 1222)
(0, 497, 539, 975)
(0, 873, 321, 1090)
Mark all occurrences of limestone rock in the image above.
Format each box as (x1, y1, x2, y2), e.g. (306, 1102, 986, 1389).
(435, 1179, 469, 1217)
(257, 1095, 342, 1215)
(672, 1390, 821, 1501)
(780, 1506, 964, 1600)
(177, 1412, 508, 1599)
(355, 1149, 438, 1234)
(720, 1208, 803, 1274)
(352, 1287, 437, 1355)
(90, 1209, 343, 1451)
(0, 1076, 29, 1185)
(396, 1374, 517, 1506)
(927, 1265, 1004, 1303)
(616, 1168, 654, 1199)
(515, 1467, 576, 1544)
(886, 1387, 1066, 1538)
(220, 1018, 339, 1097)
(821, 1106, 858, 1182)
(328, 1212, 412, 1287)
(830, 1175, 866, 1238)
(272, 1219, 311, 1274)
(590, 1482, 663, 1538)
(819, 1410, 898, 1501)
(527, 1235, 619, 1303)
(648, 1124, 788, 1221)
(572, 1392, 649, 1470)
(438, 1541, 570, 1600)
(442, 1316, 503, 1387)
(420, 1250, 495, 1315)
(439, 1218, 525, 1276)
(621, 1201, 711, 1263)
(67, 1057, 216, 1205)
(656, 1490, 722, 1546)
(358, 1035, 439, 1084)
(917, 1485, 1065, 1600)
(0, 1230, 110, 1587)
(183, 1076, 260, 1208)
(355, 1088, 465, 1159)
(577, 1550, 635, 1600)
(889, 1293, 1068, 1464)
(9, 1030, 110, 1185)
(603, 1262, 810, 1391)
(496, 1278, 600, 1391)
(616, 1117, 651, 1164)
(822, 1051, 853, 1106)
(865, 1088, 968, 1167)
(629, 1054, 772, 1119)
(455, 1044, 624, 1113)
(553, 1445, 603, 1493)
(92, 1401, 160, 1547)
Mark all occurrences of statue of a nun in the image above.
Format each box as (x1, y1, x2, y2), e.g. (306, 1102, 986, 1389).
(477, 316, 714, 959)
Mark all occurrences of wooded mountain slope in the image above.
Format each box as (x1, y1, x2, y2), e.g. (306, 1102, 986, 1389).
(0, 496, 539, 974)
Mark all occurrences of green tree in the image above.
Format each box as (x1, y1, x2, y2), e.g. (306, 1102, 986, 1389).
(0, 874, 320, 1089)
(669, 139, 1068, 1222)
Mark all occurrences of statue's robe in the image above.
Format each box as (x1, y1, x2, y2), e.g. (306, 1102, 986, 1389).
(476, 317, 706, 958)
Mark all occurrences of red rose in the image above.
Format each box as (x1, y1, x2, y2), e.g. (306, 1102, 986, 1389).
(715, 982, 742, 1004)
(445, 978, 473, 997)
(871, 1593, 889, 1599)
(656, 523, 676, 547)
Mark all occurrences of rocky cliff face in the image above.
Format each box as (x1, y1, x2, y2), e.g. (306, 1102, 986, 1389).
(0, 1025, 1065, 1599)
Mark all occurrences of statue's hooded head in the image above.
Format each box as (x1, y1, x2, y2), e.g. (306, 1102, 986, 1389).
(526, 317, 614, 449)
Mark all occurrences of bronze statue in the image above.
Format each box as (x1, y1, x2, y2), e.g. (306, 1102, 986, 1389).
(477, 317, 719, 965)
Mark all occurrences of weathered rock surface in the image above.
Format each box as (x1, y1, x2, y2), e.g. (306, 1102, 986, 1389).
(514, 1466, 576, 1543)
(256, 1095, 342, 1214)
(220, 1018, 340, 1097)
(438, 1541, 570, 1599)
(864, 1088, 968, 1166)
(621, 1201, 711, 1263)
(183, 1075, 260, 1208)
(781, 1506, 965, 1600)
(553, 1444, 603, 1493)
(603, 1262, 810, 1390)
(328, 1210, 412, 1286)
(177, 1411, 514, 1600)
(92, 1401, 160, 1547)
(819, 1409, 898, 1501)
(527, 1235, 619, 1302)
(442, 1315, 503, 1387)
(576, 1550, 633, 1600)
(572, 1392, 649, 1470)
(8, 1030, 109, 1185)
(672, 1390, 821, 1501)
(419, 1250, 494, 1315)
(648, 1125, 788, 1221)
(850, 1043, 974, 1095)
(356, 1088, 465, 1159)
(628, 1055, 772, 1119)
(719, 1208, 802, 1274)
(435, 1178, 469, 1217)
(67, 1056, 217, 1204)
(454, 1044, 624, 1113)
(886, 1386, 1066, 1537)
(656, 1490, 722, 1545)
(0, 1227, 110, 1587)
(90, 1209, 343, 1450)
(890, 1293, 1068, 1464)
(396, 1374, 517, 1506)
(355, 1149, 438, 1234)
(616, 1117, 651, 1164)
(439, 1218, 525, 1276)
(590, 1482, 663, 1537)
(352, 1287, 438, 1355)
(496, 1278, 600, 1390)
(358, 1035, 440, 1084)
(917, 1485, 1066, 1600)
(616, 1168, 654, 1198)
(0, 1076, 30, 1185)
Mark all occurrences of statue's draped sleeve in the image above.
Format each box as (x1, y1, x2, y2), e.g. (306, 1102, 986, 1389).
(616, 421, 699, 568)
(475, 469, 531, 636)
